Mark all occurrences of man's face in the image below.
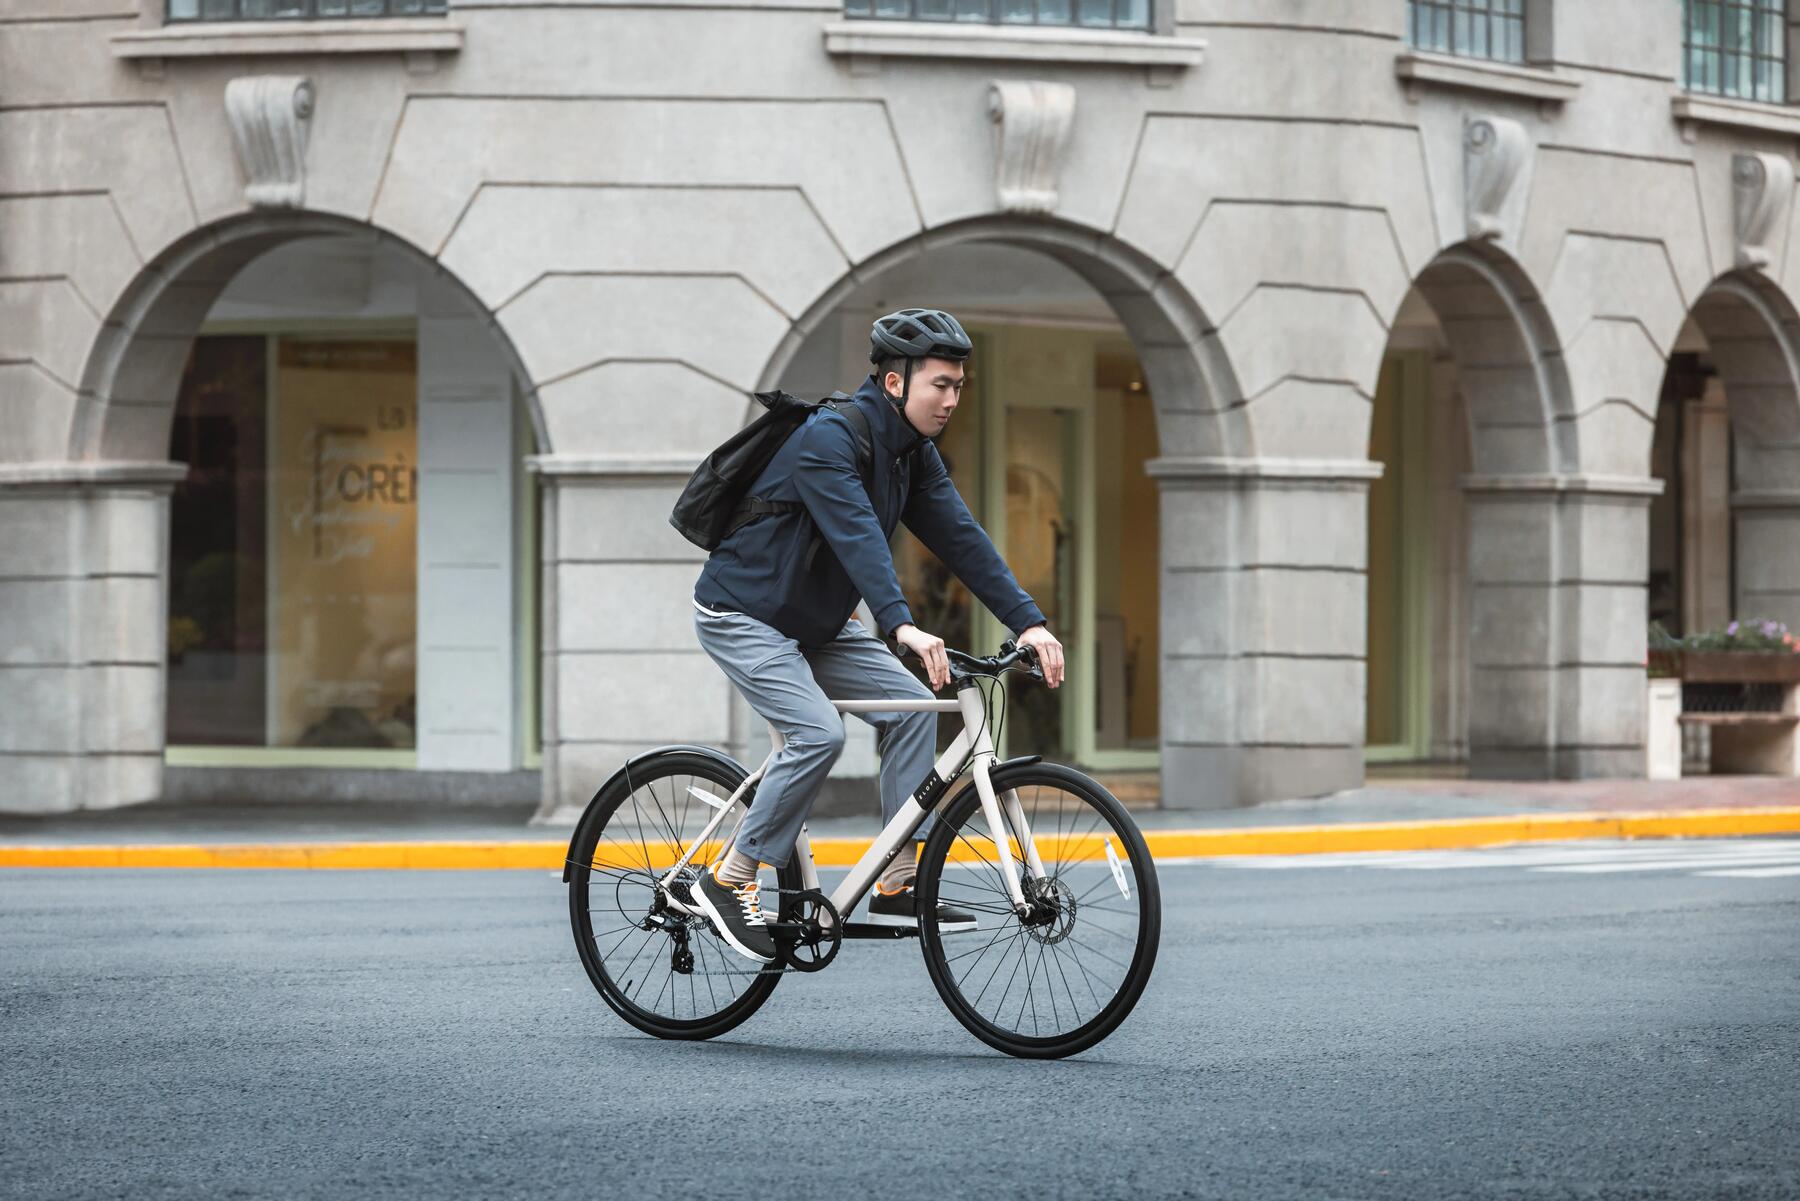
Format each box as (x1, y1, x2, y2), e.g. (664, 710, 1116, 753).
(886, 357, 965, 438)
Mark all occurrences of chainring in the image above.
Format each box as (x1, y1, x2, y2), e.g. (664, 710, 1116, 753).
(778, 888, 843, 973)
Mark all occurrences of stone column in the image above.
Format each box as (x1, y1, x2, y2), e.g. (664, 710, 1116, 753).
(528, 457, 734, 822)
(1462, 473, 1661, 779)
(1150, 457, 1382, 808)
(1734, 489, 1800, 630)
(0, 463, 185, 814)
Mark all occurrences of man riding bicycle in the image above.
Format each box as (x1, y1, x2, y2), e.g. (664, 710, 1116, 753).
(690, 308, 1065, 963)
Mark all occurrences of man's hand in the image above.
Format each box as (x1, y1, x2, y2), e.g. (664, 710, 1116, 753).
(894, 624, 950, 691)
(1018, 624, 1064, 689)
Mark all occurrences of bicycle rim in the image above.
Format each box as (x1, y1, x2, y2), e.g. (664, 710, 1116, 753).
(916, 763, 1160, 1059)
(567, 752, 791, 1040)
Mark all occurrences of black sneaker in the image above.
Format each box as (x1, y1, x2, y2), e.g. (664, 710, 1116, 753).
(690, 870, 777, 963)
(867, 884, 977, 934)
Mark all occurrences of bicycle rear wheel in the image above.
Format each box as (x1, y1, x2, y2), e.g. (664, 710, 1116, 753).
(566, 750, 796, 1040)
(915, 762, 1160, 1059)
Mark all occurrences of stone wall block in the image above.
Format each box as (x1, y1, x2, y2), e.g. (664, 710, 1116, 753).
(1177, 202, 1411, 331)
(555, 651, 728, 744)
(1558, 581, 1649, 667)
(0, 755, 77, 816)
(1733, 511, 1800, 594)
(1467, 496, 1557, 584)
(83, 493, 168, 579)
(1161, 571, 1235, 658)
(1250, 485, 1368, 571)
(536, 363, 752, 459)
(83, 575, 166, 665)
(1557, 496, 1651, 584)
(1468, 584, 1553, 667)
(503, 275, 789, 395)
(554, 481, 704, 564)
(1160, 487, 1240, 570)
(79, 753, 162, 811)
(1159, 656, 1239, 744)
(1239, 567, 1366, 658)
(1561, 400, 1658, 477)
(373, 98, 919, 271)
(1556, 665, 1647, 748)
(0, 366, 80, 465)
(1249, 655, 1365, 745)
(1467, 666, 1554, 747)
(439, 186, 848, 318)
(0, 579, 76, 665)
(1244, 379, 1374, 461)
(0, 498, 77, 581)
(81, 665, 165, 754)
(557, 563, 707, 652)
(0, 667, 81, 753)
(1218, 286, 1389, 404)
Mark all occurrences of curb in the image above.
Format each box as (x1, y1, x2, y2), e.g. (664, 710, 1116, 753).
(2, 807, 1798, 869)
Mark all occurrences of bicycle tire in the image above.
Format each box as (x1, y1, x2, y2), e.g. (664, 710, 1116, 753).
(915, 761, 1160, 1059)
(567, 750, 798, 1040)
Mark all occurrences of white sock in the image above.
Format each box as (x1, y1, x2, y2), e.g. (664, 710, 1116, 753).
(716, 846, 760, 887)
(877, 845, 919, 894)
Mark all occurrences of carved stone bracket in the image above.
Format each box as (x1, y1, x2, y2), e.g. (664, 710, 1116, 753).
(1733, 151, 1795, 272)
(225, 75, 314, 209)
(1463, 115, 1529, 241)
(988, 80, 1076, 215)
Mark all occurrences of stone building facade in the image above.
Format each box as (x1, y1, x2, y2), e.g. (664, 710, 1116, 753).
(3, 1, 1797, 816)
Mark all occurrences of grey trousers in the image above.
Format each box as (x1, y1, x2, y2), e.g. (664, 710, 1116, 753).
(693, 606, 936, 869)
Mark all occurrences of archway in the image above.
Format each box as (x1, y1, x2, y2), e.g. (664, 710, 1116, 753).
(1650, 274, 1800, 770)
(760, 217, 1282, 807)
(1368, 243, 1586, 776)
(69, 212, 544, 807)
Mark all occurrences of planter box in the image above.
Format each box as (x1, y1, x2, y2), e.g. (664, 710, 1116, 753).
(1669, 651, 1800, 776)
(1675, 651, 1800, 683)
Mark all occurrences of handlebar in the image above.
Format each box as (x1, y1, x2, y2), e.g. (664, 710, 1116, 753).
(945, 640, 1042, 682)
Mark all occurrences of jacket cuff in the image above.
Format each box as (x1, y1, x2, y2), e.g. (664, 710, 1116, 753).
(874, 599, 915, 637)
(1000, 600, 1046, 636)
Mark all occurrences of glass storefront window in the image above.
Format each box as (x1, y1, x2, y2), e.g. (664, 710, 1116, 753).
(167, 335, 421, 750)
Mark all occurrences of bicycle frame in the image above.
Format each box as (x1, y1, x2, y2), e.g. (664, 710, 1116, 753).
(654, 679, 1047, 919)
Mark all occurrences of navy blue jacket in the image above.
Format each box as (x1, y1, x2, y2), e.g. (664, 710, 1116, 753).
(695, 376, 1045, 648)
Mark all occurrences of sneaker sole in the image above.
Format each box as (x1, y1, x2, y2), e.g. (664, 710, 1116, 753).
(689, 886, 775, 964)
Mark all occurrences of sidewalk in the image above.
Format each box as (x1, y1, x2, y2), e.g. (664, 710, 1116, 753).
(0, 775, 1794, 867)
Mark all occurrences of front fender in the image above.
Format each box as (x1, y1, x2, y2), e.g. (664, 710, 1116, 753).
(561, 744, 750, 882)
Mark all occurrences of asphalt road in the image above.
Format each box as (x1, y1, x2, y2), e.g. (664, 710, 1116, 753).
(3, 847, 1797, 1200)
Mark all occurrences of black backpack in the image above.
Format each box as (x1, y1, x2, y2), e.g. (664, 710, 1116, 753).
(669, 390, 881, 552)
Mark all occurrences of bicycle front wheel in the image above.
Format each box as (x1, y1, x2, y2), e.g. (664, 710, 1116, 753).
(915, 762, 1160, 1059)
(567, 750, 796, 1041)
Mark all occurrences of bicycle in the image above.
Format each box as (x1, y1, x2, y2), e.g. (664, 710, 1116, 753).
(562, 640, 1160, 1059)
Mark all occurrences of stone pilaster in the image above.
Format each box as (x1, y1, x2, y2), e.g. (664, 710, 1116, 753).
(1733, 488, 1800, 630)
(1462, 472, 1661, 780)
(527, 455, 730, 821)
(1149, 456, 1382, 808)
(0, 462, 185, 814)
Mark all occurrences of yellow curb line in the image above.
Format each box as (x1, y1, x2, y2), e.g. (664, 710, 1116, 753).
(1, 807, 1798, 869)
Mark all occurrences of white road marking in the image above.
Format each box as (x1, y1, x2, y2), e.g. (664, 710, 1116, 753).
(1694, 865, 1800, 878)
(1194, 839, 1800, 880)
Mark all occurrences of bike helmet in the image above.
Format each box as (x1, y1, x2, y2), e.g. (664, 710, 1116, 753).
(869, 308, 973, 365)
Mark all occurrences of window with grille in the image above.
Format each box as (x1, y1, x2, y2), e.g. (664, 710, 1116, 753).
(1683, 0, 1788, 103)
(841, 1, 1153, 31)
(1406, 0, 1525, 64)
(166, 0, 446, 19)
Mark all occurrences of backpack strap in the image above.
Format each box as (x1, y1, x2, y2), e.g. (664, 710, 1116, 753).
(724, 396, 878, 546)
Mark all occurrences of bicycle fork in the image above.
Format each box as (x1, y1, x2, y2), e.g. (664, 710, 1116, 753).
(958, 682, 1045, 916)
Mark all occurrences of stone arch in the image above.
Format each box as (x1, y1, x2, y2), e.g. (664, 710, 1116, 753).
(761, 215, 1248, 462)
(1406, 241, 1576, 477)
(71, 209, 545, 464)
(1674, 272, 1800, 631)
